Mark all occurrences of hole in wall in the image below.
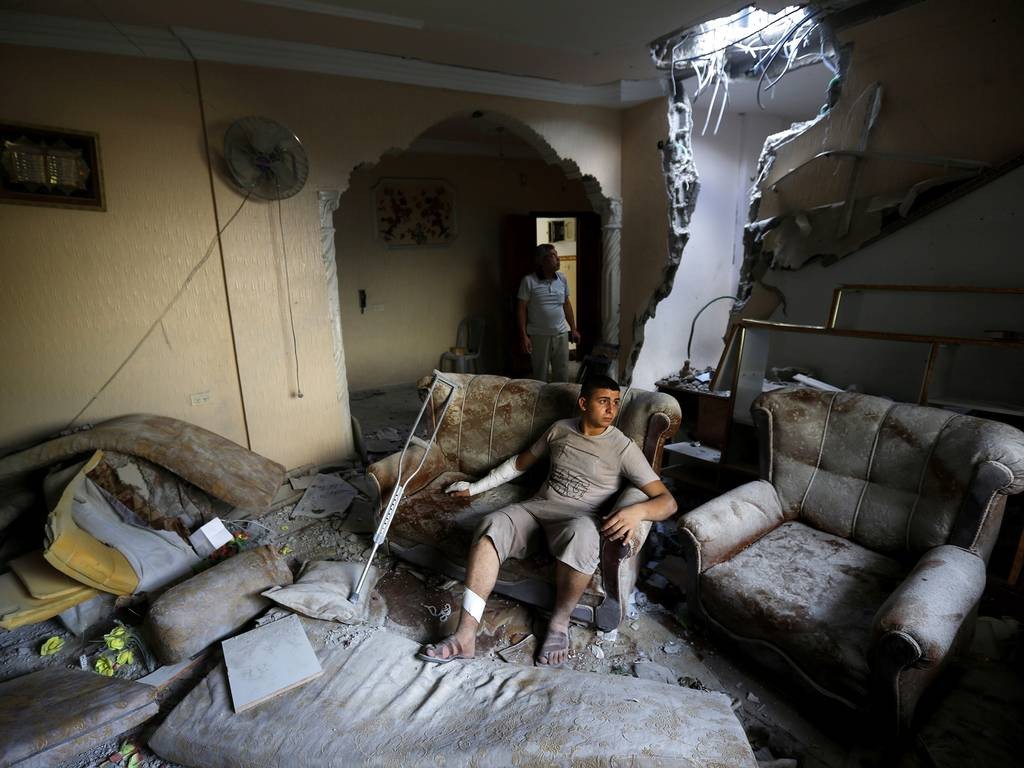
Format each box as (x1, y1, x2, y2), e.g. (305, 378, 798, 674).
(626, 3, 837, 387)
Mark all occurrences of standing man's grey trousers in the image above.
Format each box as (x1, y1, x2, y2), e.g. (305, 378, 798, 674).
(530, 332, 569, 382)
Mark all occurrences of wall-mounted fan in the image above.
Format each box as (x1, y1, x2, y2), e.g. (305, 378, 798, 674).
(223, 116, 309, 200)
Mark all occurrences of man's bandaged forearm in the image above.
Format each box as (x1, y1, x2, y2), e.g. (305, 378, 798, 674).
(445, 456, 524, 496)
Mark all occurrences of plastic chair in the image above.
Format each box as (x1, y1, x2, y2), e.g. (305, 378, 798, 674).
(438, 315, 485, 374)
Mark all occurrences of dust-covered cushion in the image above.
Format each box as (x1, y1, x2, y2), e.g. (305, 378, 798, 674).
(262, 560, 378, 623)
(700, 520, 907, 702)
(145, 546, 293, 664)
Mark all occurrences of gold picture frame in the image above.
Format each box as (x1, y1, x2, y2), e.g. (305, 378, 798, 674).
(0, 121, 105, 211)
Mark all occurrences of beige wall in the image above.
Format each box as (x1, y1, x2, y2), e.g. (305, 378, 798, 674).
(336, 153, 589, 391)
(0, 44, 623, 469)
(620, 97, 670, 375)
(0, 47, 248, 454)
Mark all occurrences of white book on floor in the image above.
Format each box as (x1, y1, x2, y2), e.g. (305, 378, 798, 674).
(222, 613, 323, 713)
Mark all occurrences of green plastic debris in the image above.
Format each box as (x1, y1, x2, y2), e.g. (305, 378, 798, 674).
(94, 655, 115, 676)
(104, 625, 128, 651)
(39, 636, 64, 656)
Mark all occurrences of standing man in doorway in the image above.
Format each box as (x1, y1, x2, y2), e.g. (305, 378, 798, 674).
(518, 243, 580, 382)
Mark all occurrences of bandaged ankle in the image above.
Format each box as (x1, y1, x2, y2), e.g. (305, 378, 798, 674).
(462, 587, 486, 622)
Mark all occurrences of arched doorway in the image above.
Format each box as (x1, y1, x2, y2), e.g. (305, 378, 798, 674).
(333, 112, 607, 393)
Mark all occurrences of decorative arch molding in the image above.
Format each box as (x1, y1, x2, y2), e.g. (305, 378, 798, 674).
(336, 110, 624, 351)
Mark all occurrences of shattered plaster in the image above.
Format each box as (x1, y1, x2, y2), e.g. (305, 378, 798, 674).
(624, 82, 700, 384)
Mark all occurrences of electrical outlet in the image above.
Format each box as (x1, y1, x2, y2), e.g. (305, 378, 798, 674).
(190, 390, 211, 406)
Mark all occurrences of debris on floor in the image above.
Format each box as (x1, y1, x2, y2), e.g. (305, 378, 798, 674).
(0, 390, 1020, 767)
(289, 474, 358, 520)
(146, 545, 293, 665)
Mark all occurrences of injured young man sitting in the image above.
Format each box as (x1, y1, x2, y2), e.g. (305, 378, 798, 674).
(418, 374, 677, 667)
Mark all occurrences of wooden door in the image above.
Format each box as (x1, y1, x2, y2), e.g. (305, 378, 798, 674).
(501, 215, 537, 376)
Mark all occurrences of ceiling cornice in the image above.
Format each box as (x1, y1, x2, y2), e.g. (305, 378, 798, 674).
(0, 11, 666, 109)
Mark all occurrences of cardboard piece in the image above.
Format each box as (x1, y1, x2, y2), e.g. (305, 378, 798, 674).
(222, 613, 323, 713)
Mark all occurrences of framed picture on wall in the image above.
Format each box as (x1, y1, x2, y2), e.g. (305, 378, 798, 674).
(373, 177, 456, 246)
(0, 122, 105, 211)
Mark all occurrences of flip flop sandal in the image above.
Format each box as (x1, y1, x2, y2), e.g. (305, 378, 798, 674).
(416, 637, 471, 665)
(535, 629, 570, 668)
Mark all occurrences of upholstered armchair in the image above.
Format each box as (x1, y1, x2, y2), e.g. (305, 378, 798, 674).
(680, 388, 1024, 733)
(367, 374, 680, 630)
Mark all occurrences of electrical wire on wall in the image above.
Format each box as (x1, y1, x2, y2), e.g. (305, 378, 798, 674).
(687, 295, 738, 361)
(65, 190, 253, 430)
(276, 183, 304, 399)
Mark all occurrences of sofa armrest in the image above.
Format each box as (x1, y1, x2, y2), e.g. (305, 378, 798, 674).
(594, 486, 652, 631)
(679, 480, 784, 574)
(367, 442, 449, 507)
(871, 545, 986, 669)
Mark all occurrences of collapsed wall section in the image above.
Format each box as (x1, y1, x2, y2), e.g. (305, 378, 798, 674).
(622, 84, 699, 384)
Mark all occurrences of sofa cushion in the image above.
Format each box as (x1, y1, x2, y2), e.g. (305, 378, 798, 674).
(755, 389, 1024, 555)
(700, 521, 907, 702)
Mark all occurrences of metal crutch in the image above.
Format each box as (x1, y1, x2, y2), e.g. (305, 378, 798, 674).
(349, 371, 460, 603)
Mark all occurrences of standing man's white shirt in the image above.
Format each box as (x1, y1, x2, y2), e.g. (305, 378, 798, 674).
(518, 272, 570, 336)
(518, 243, 579, 383)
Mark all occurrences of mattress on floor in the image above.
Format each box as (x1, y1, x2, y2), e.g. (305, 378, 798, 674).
(149, 625, 756, 767)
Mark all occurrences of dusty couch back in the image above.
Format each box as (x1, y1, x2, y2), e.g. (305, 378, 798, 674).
(422, 374, 680, 476)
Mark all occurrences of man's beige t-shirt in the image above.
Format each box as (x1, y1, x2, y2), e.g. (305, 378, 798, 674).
(527, 419, 659, 511)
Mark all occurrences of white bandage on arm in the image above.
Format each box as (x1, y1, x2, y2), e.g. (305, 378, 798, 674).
(444, 456, 524, 497)
(462, 587, 486, 622)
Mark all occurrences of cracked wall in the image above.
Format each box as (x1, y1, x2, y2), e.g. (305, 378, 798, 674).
(625, 0, 1023, 393)
(740, 0, 1024, 302)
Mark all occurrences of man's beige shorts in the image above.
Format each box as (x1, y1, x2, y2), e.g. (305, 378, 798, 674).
(473, 500, 601, 575)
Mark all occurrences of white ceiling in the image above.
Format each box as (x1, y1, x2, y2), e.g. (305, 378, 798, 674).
(1, 0, 757, 83)
(1, 0, 829, 117)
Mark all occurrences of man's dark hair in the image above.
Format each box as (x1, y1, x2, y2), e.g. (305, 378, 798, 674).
(534, 243, 556, 278)
(580, 374, 620, 399)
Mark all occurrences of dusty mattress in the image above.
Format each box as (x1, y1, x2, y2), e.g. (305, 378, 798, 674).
(150, 625, 755, 767)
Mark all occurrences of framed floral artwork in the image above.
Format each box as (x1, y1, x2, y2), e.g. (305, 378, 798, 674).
(373, 178, 456, 246)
